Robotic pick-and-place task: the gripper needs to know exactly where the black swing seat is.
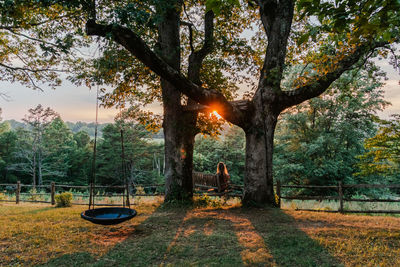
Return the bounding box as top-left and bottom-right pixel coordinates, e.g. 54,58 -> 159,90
81,207 -> 137,225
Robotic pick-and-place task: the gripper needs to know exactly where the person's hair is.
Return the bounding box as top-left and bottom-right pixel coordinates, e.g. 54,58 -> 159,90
216,162 -> 229,176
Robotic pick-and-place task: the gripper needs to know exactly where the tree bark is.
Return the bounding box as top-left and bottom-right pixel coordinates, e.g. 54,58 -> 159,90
158,0 -> 196,201
38,144 -> 43,186
162,85 -> 197,200
243,92 -> 278,205
180,111 -> 198,197
32,151 -> 36,188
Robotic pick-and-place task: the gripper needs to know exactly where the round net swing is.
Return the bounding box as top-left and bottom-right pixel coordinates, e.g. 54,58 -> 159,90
81,86 -> 137,225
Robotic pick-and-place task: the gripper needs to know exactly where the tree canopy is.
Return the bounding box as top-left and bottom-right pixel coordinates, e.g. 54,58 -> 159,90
0,1 -> 88,92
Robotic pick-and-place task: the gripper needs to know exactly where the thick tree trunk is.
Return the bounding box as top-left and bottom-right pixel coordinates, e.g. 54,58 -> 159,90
162,89 -> 197,201
163,96 -> 185,200
158,0 -> 196,201
180,112 -> 197,197
243,97 -> 278,206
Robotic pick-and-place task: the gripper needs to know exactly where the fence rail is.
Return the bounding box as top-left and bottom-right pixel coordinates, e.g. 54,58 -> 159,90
276,181 -> 400,214
3,181 -> 400,215
0,181 -> 167,206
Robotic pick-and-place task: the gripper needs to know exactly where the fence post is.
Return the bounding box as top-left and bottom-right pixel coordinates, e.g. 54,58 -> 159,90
51,182 -> 55,205
276,180 -> 281,208
338,181 -> 343,213
16,181 -> 21,204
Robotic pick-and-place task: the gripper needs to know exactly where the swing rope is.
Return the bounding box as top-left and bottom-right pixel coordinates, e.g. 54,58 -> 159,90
89,84 -> 99,210
88,48 -> 133,210
119,101 -> 131,208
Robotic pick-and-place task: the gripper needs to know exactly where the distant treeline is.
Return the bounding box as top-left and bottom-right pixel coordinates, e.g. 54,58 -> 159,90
0,105 -> 165,187
5,119 -> 164,139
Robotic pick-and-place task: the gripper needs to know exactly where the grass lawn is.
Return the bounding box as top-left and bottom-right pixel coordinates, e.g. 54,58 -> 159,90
1,197 -> 400,266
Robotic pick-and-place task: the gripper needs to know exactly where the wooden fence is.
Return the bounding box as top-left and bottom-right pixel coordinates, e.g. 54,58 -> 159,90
2,181 -> 400,214
0,182 -> 165,207
276,180 -> 400,214
193,171 -> 230,193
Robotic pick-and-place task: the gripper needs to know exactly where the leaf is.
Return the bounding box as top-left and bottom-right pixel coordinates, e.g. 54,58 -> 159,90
383,31 -> 392,41
297,33 -> 310,45
206,0 -> 222,15
206,0 -> 240,15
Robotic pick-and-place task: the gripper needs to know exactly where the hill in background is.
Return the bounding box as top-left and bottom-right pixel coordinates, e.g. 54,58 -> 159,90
5,119 -> 164,139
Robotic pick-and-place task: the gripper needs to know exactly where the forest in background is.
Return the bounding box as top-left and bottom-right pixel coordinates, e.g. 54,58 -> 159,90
1,68 -> 400,198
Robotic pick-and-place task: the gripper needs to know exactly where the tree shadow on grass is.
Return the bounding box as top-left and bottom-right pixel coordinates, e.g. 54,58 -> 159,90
42,205 -> 189,267
42,206 -> 248,266
160,210 -> 244,266
42,205 -> 343,267
243,207 -> 343,267
24,207 -> 54,215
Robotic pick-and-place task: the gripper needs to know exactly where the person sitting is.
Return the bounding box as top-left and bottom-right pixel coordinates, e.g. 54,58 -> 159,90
216,162 -> 230,192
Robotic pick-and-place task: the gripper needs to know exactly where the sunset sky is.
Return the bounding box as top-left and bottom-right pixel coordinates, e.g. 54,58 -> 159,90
0,59 -> 399,124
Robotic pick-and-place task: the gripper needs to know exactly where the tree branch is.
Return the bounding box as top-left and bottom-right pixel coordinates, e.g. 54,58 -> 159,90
257,0 -> 294,89
181,21 -> 195,53
0,92 -> 11,101
0,16 -> 64,30
0,62 -> 64,73
279,41 -> 391,109
5,28 -> 61,49
188,10 -> 214,83
85,19 -> 247,126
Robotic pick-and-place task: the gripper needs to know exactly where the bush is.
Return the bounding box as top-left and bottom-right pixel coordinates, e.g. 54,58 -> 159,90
0,192 -> 5,201
55,192 -> 73,207
26,188 -> 47,201
194,194 -> 223,208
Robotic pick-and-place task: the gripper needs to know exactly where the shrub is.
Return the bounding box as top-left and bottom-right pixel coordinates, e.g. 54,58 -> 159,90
194,194 -> 223,208
55,192 -> 73,207
28,188 -> 39,201
0,192 -> 5,201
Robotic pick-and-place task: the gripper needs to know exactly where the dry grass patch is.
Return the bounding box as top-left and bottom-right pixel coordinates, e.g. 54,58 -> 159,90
287,211 -> 400,266
0,197 -> 162,266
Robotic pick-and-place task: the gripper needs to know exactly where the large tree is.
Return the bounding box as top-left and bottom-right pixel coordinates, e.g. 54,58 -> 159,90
22,104 -> 58,186
20,0 -> 399,204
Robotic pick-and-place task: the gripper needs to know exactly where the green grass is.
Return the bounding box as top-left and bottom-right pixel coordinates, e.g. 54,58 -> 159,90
1,198 -> 400,266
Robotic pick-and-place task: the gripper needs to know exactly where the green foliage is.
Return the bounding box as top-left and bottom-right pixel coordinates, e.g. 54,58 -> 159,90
193,194 -> 225,208
275,66 -> 387,194
42,117 -> 75,182
206,0 -> 240,15
28,188 -> 40,201
96,120 -> 163,186
55,192 -> 73,207
297,0 -> 400,42
194,126 -> 245,184
0,107 -> 164,186
0,126 -> 18,183
65,122 -> 108,138
357,115 -> 400,183
0,0 -> 88,91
